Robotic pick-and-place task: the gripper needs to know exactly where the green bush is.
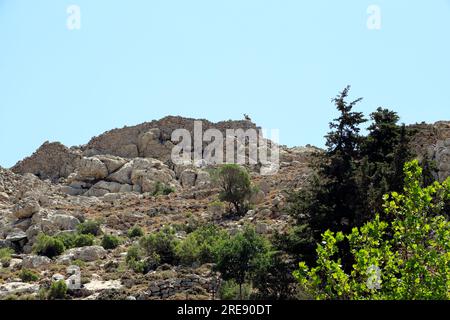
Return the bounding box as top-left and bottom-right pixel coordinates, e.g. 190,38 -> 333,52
33,234 -> 65,258
127,226 -> 144,238
47,280 -> 67,300
56,233 -> 94,249
73,234 -> 95,247
77,220 -> 102,236
0,248 -> 14,267
175,225 -> 228,266
126,245 -> 160,274
152,182 -> 175,196
101,235 -> 121,250
20,269 -> 39,282
139,226 -> 179,265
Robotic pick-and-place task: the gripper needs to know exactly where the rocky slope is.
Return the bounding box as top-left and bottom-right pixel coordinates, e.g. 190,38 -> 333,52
1,117 -> 449,300
1,116 -> 316,300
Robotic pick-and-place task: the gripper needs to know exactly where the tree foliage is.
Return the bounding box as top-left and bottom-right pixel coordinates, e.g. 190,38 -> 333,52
215,164 -> 254,216
294,160 -> 450,300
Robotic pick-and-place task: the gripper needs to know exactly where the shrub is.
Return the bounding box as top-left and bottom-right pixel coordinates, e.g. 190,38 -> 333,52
127,226 -> 144,238
47,280 -> 67,300
139,227 -> 179,265
20,269 -> 39,282
33,234 -> 65,258
126,245 -> 160,274
214,164 -> 254,216
56,233 -> 94,249
152,182 -> 175,196
77,220 -> 102,236
175,225 -> 228,266
0,248 -> 14,267
73,234 -> 95,247
101,235 -> 121,250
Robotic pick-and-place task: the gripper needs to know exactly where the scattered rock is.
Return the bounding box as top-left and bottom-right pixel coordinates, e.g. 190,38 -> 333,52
12,198 -> 40,219
22,255 -> 51,269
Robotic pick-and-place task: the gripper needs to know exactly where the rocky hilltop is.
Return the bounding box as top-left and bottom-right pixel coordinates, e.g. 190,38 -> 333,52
1,116 -> 315,300
1,117 -> 449,300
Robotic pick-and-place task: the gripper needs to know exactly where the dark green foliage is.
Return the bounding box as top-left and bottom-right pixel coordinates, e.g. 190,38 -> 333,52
20,269 -> 39,282
77,220 -> 102,236
251,252 -> 299,300
215,164 -> 254,216
101,235 -> 121,250
219,280 -> 252,300
127,226 -> 144,238
139,226 -> 179,265
56,233 -> 94,249
286,87 -> 414,270
214,225 -> 272,299
47,280 -> 67,300
33,234 -> 65,258
175,225 -> 228,266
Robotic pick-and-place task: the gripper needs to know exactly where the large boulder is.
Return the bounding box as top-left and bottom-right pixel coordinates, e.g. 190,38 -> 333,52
12,198 -> 40,219
76,157 -> 109,180
49,213 -> 80,231
108,162 -> 133,184
59,246 -> 107,263
180,169 -> 197,188
94,155 -> 128,174
84,181 -> 124,197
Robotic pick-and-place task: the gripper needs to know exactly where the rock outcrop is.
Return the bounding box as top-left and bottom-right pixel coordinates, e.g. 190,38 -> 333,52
410,121 -> 450,181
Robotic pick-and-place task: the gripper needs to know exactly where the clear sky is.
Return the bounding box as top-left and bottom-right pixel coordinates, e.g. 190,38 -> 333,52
1,0 -> 450,168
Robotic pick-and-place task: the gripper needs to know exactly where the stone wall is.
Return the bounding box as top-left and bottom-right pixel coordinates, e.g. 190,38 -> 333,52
148,274 -> 215,299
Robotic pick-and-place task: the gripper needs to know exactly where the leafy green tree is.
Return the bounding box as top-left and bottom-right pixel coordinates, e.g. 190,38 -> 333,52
214,225 -> 272,299
294,160 -> 450,300
251,251 -> 299,300
215,164 -> 254,216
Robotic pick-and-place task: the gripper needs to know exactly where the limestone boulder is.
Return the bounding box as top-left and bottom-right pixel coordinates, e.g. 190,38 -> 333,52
76,157 -> 109,180
12,198 -> 40,219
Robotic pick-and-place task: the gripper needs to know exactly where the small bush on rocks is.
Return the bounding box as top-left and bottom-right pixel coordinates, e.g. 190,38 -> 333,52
0,248 -> 14,267
47,280 -> 67,300
77,220 -> 102,236
33,234 -> 65,258
127,226 -> 144,238
101,234 -> 121,250
20,269 -> 39,282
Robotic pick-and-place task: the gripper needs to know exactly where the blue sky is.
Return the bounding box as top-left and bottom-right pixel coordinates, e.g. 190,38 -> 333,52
1,0 -> 450,168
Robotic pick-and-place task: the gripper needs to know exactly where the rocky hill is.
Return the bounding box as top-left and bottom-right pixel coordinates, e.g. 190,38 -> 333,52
1,116 -> 449,300
1,116 -> 316,300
